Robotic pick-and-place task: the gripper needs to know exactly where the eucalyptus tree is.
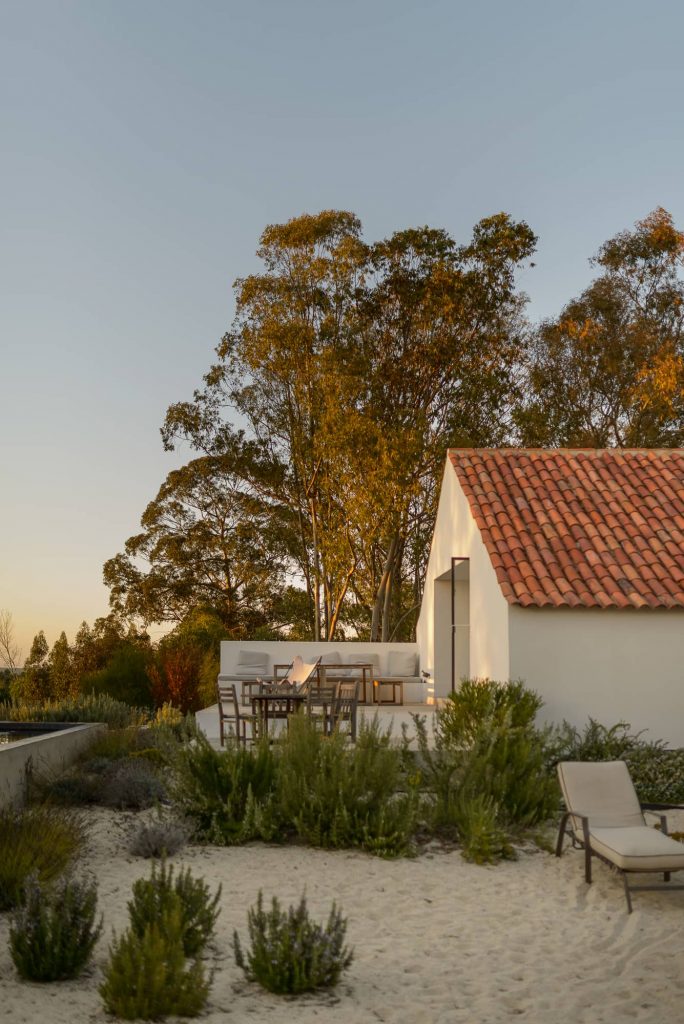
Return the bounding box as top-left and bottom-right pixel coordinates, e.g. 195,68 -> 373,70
519,208 -> 684,447
156,209 -> 536,641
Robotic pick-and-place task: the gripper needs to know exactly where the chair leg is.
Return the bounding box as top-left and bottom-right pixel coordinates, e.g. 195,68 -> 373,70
555,812 -> 570,857
664,871 -> 671,882
622,873 -> 633,913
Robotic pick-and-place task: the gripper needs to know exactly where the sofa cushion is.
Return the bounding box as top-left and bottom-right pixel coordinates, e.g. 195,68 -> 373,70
319,652 -> 349,676
235,650 -> 269,678
387,650 -> 418,678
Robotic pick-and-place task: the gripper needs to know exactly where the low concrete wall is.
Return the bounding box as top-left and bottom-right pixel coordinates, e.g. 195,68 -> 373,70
0,723 -> 105,808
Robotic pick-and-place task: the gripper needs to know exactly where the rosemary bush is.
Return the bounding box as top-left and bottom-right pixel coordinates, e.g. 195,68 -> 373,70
128,860 -> 221,957
0,806 -> 85,911
233,891 -> 353,994
10,875 -> 102,981
452,794 -> 515,865
277,715 -> 418,857
130,815 -> 190,859
100,908 -> 209,1020
102,759 -> 166,810
171,733 -> 280,844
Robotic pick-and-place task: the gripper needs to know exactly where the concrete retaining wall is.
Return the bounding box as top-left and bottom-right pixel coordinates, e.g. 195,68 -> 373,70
0,723 -> 105,807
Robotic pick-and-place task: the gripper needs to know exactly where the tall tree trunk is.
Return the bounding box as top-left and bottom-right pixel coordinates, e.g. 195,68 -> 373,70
370,534 -> 399,642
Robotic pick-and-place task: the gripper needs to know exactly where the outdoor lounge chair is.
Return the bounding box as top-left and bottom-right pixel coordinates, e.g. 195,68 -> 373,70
556,760 -> 684,912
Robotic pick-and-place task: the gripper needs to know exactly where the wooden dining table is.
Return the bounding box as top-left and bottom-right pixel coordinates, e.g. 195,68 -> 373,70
250,691 -> 307,735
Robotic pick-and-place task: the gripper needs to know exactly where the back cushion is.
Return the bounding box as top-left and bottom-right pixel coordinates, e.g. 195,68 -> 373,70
345,651 -> 380,668
387,650 -> 418,677
557,761 -> 644,828
236,650 -> 269,676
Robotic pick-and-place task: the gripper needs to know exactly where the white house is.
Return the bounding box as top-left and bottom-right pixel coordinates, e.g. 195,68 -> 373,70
416,448 -> 684,745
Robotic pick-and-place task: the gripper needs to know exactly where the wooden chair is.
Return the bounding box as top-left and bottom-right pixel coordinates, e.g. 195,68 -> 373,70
217,683 -> 258,746
306,683 -> 339,735
330,680 -> 359,742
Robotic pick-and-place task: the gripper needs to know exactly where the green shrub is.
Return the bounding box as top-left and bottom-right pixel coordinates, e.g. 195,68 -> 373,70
0,806 -> 85,911
100,907 -> 209,1020
128,860 -> 221,957
413,679 -> 558,839
546,718 -> 650,766
233,891 -> 353,994
102,759 -> 166,810
130,816 -> 190,859
277,715 -> 418,857
452,794 -> 515,865
41,770 -> 103,806
10,875 -> 102,980
460,722 -> 559,828
625,747 -> 684,804
440,678 -> 543,746
5,693 -> 146,729
172,733 -> 280,844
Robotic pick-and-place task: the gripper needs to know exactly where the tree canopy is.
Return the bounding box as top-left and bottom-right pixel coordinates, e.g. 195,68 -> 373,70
104,206 -> 684,644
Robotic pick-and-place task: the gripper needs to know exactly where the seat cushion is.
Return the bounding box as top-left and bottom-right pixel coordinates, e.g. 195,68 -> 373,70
387,650 -> 418,677
589,826 -> 684,872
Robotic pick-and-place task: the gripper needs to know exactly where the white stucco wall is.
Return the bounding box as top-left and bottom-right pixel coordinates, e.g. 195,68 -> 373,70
509,606 -> 684,746
416,458 -> 509,695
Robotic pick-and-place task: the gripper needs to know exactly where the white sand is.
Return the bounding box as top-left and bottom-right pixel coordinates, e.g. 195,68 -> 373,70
2,808 -> 684,1024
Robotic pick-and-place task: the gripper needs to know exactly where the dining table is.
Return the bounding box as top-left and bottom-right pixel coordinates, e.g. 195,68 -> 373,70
250,690 -> 307,736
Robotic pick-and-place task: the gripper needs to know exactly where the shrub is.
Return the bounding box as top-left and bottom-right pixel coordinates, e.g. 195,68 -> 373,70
42,770 -> 103,806
102,759 -> 166,810
546,718 -> 650,766
233,891 -> 353,994
277,715 -> 418,857
172,734 -> 280,844
440,678 -> 543,747
452,794 -> 515,865
9,875 -> 102,981
128,860 -> 221,957
100,907 -> 209,1020
130,816 -> 190,859
5,693 -> 146,729
0,806 -> 85,911
413,679 -> 558,839
627,747 -> 684,804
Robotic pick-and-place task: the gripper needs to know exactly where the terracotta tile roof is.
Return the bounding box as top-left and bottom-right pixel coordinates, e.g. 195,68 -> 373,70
448,449 -> 684,609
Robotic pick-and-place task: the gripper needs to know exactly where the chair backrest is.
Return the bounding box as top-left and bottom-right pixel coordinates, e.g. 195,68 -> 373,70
286,655 -> 322,687
307,683 -> 339,708
334,681 -> 359,716
217,683 -> 240,719
557,761 -> 645,828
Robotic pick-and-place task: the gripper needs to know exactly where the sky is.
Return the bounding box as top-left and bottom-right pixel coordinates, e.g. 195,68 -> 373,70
2,0 -> 684,661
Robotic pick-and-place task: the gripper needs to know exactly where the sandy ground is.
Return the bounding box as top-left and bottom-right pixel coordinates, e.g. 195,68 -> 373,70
2,808 -> 684,1024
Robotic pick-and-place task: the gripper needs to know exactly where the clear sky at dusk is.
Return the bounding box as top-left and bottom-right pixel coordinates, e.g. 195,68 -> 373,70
2,0 -> 684,660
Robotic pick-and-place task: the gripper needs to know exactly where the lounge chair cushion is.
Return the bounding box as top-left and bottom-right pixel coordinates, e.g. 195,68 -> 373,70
589,827 -> 684,873
557,761 -> 645,829
387,650 -> 418,677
